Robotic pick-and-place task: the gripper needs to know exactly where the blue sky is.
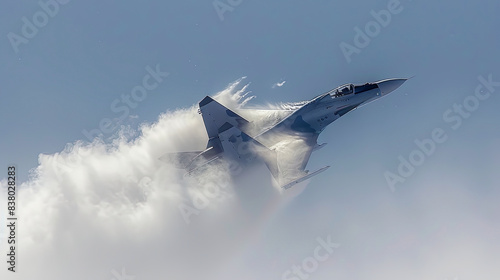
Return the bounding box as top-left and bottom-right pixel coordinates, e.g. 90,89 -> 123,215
1,0 -> 500,279
1,0 -> 499,182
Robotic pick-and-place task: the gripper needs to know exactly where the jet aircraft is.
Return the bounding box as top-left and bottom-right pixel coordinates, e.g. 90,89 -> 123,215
166,78 -> 408,189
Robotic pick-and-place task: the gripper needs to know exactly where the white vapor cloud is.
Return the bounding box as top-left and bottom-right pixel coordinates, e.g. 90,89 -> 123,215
0,79 -> 295,280
1,78 -> 499,280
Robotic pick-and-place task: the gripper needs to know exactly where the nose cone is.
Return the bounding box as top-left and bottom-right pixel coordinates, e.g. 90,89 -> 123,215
376,78 -> 408,96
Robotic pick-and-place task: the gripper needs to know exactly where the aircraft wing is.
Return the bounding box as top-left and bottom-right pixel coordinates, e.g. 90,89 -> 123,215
264,134 -> 330,189
210,121 -> 329,190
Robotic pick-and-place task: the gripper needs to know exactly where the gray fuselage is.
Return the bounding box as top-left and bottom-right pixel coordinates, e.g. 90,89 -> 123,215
260,83 -> 381,138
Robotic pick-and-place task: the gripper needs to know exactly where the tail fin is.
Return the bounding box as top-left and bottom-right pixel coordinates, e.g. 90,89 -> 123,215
199,96 -> 249,139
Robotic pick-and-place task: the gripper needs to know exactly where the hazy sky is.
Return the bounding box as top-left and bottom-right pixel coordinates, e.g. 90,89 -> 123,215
1,0 -> 499,279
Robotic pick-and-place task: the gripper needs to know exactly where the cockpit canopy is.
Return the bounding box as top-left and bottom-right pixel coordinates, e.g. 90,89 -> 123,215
330,84 -> 354,97
328,82 -> 379,98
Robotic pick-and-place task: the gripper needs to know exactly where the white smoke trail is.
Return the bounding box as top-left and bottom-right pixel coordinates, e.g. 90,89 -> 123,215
2,78 -> 499,280
0,78 -> 299,280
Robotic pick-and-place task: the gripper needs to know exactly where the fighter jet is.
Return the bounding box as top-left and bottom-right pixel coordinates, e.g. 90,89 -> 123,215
166,78 -> 408,189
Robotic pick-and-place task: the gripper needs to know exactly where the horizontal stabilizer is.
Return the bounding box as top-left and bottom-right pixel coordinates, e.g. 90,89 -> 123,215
160,146 -> 221,169
159,151 -> 202,169
281,166 -> 330,190
185,156 -> 221,175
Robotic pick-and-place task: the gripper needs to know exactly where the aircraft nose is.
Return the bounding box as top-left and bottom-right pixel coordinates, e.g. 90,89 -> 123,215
376,78 -> 408,96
